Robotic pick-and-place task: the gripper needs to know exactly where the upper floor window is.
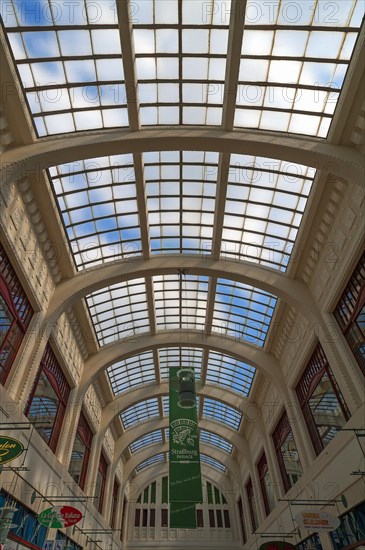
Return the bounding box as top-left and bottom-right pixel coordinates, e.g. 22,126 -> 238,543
0,244 -> 33,385
257,452 -> 276,516
334,252 -> 365,376
69,410 -> 93,490
272,410 -> 303,493
245,479 -> 258,533
110,478 -> 120,529
237,496 -> 247,544
296,343 -> 350,456
25,345 -> 70,452
95,450 -> 108,514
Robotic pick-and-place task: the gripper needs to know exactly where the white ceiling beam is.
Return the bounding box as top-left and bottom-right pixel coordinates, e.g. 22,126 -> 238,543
2,128 -> 363,186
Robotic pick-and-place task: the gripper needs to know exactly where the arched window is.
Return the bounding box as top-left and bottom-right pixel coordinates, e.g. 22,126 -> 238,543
0,244 -> 33,385
334,251 -> 365,376
131,475 -> 234,543
272,409 -> 303,492
296,343 -> 350,456
257,452 -> 276,516
25,345 -> 70,452
69,410 -> 93,490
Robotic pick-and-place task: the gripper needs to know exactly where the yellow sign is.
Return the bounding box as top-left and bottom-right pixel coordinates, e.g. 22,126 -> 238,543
0,436 -> 24,464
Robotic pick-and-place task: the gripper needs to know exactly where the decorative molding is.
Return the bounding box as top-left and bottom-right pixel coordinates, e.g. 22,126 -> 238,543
16,177 -> 62,283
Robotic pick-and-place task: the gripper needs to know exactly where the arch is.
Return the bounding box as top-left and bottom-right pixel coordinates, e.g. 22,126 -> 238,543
126,463 -> 230,497
113,416 -> 249,461
101,381 -> 259,435
48,256 -> 318,324
124,441 -> 240,481
84,333 -> 282,409
1,128 -> 363,186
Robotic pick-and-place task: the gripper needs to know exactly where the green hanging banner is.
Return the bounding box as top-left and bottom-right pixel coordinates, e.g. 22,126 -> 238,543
169,367 -> 202,528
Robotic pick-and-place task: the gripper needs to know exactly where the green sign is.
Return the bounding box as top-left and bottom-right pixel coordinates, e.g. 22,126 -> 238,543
0,436 -> 24,464
38,506 -> 83,529
169,367 -> 202,528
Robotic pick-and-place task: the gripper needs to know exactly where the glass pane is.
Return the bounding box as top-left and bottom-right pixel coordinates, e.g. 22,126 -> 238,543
69,433 -> 87,486
27,371 -> 60,446
0,295 -> 13,347
308,372 -> 348,448
263,470 -> 276,513
280,430 -> 303,489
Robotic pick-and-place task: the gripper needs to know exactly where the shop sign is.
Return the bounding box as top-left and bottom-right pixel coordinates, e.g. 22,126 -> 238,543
0,437 -> 24,465
259,542 -> 296,550
294,510 -> 340,532
38,506 -> 82,529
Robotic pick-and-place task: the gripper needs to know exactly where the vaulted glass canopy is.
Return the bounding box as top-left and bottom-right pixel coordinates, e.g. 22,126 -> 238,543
1,0 -> 363,483
1,0 -> 363,136
107,346 -> 256,396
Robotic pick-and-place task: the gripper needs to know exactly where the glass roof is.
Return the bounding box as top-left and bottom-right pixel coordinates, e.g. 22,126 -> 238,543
1,0 -> 363,136
48,151 -> 315,271
200,430 -> 233,454
119,395 -> 242,432
135,452 -> 165,472
129,430 -> 164,454
86,275 -> 276,347
120,398 -> 161,430
206,351 -> 255,396
202,397 -> 242,430
200,453 -> 227,473
2,0 -> 363,479
106,346 -> 256,397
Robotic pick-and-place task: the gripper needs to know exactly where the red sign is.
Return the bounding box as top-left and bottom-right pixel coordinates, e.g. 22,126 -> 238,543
38,505 -> 83,528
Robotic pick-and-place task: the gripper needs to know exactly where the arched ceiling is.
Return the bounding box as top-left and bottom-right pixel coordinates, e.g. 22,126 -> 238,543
0,0 -> 364,484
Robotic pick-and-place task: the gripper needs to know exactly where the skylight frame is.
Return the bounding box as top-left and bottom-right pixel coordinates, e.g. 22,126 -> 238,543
200,430 -> 233,454
132,0 -> 231,126
234,1 -> 364,137
153,273 -> 209,331
129,430 -> 164,454
202,397 -> 242,430
135,452 -> 165,472
206,350 -> 256,396
213,279 -> 277,347
86,279 -> 150,346
48,155 -> 142,271
158,347 -> 203,380
200,453 -> 227,473
145,151 -> 219,255
1,0 -> 129,136
221,155 -> 315,270
120,398 -> 161,430
107,351 -> 156,395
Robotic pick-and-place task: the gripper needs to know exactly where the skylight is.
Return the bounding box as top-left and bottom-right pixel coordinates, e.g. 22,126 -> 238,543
1,0 -> 363,137
2,0 -> 128,136
153,274 -> 209,331
158,347 -> 203,380
200,453 -> 227,473
133,0 -> 231,126
206,351 -> 256,396
235,0 -> 364,137
213,279 -> 277,347
48,154 -> 142,270
120,398 -> 160,430
202,397 -> 242,430
200,430 -> 233,454
145,151 -> 218,255
136,453 -> 165,472
129,430 -> 164,454
107,351 -> 155,395
86,279 -> 149,346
